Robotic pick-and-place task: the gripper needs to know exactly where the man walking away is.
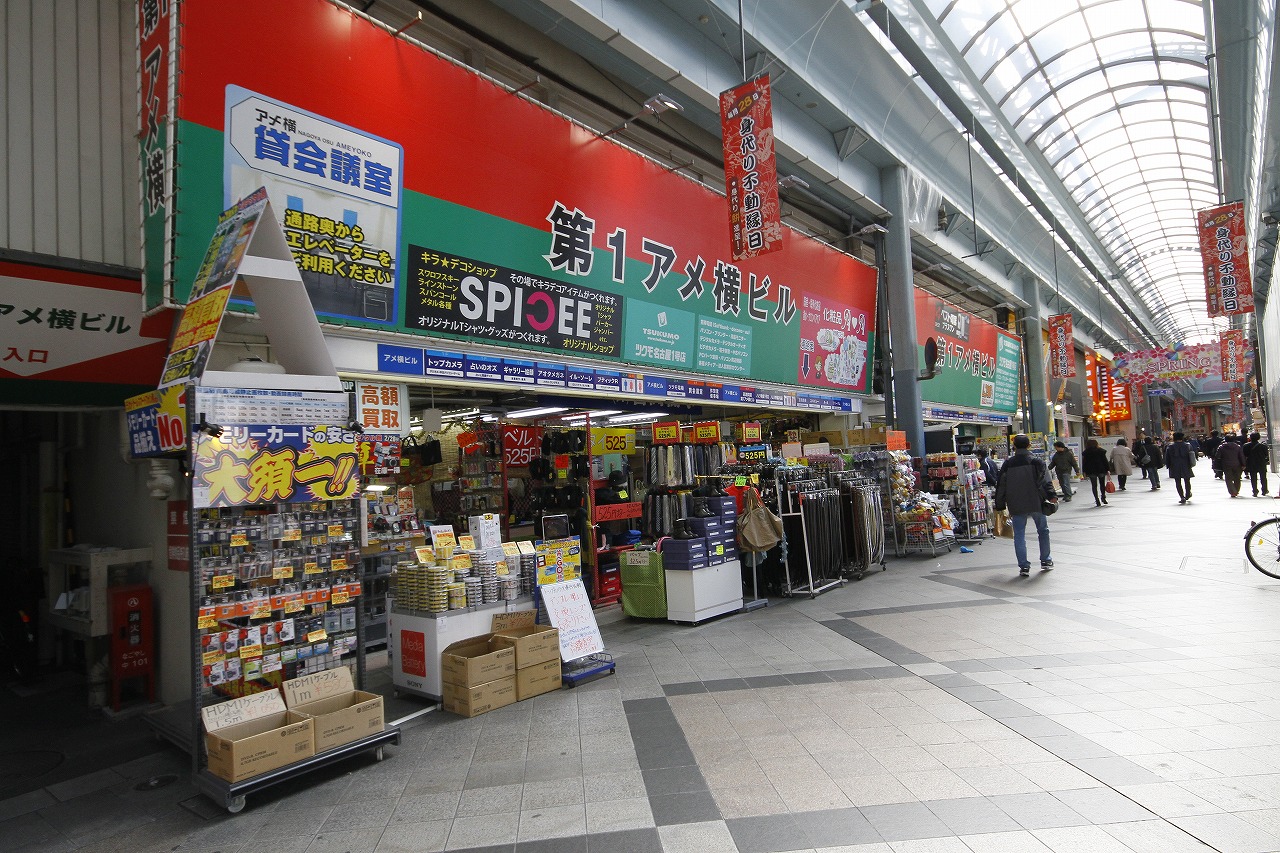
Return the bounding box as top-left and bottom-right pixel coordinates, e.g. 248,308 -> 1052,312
1082,439 -> 1111,506
994,433 -> 1056,577
1165,432 -> 1196,504
1244,432 -> 1270,497
1216,436 -> 1246,497
1142,437 -> 1163,491
1205,430 -> 1224,478
1049,441 -> 1079,502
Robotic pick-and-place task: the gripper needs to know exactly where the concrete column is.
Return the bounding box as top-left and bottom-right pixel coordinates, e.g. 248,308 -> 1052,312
1019,275 -> 1049,434
880,165 -> 925,457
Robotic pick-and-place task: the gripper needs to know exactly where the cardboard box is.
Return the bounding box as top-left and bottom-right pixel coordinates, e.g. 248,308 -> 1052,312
283,667 -> 384,753
660,538 -> 706,555
441,635 -> 516,688
442,675 -> 516,717
201,690 -> 315,783
517,658 -> 562,700
663,555 -> 708,570
490,612 -> 560,669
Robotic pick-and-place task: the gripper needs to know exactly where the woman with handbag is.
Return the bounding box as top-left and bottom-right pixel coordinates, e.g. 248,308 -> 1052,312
1108,438 -> 1136,491
1082,439 -> 1111,507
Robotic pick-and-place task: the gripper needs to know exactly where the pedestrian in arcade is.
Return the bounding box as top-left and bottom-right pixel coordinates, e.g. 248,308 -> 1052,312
1082,438 -> 1111,506
1108,438 -> 1136,491
994,433 -> 1056,577
1142,436 -> 1163,491
1244,432 -> 1270,497
1215,435 -> 1246,498
976,448 -> 1000,488
1205,430 -> 1224,478
1049,441 -> 1079,502
1165,431 -> 1196,504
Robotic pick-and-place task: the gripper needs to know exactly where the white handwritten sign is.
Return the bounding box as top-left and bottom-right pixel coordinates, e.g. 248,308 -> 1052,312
539,579 -> 604,661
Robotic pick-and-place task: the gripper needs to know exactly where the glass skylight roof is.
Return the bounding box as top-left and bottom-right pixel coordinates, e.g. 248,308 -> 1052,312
917,0 -> 1223,344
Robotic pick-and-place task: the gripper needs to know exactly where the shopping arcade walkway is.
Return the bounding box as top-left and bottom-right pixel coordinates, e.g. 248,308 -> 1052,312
4,474 -> 1280,852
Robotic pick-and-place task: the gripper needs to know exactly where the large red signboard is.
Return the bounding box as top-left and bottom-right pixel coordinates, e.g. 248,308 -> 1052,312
1197,201 -> 1254,317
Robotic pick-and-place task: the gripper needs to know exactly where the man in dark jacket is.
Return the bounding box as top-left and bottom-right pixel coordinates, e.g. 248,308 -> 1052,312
1142,437 -> 1163,491
1244,432 -> 1270,497
975,448 -> 1000,487
995,434 -> 1056,577
1165,432 -> 1196,504
1205,430 -> 1224,478
1216,436 -> 1246,497
1049,441 -> 1079,501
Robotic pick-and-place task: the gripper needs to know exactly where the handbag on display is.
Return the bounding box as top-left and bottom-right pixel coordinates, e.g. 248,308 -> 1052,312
736,488 -> 784,552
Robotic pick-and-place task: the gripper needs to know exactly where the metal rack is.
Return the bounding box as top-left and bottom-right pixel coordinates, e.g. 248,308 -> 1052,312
775,467 -> 845,598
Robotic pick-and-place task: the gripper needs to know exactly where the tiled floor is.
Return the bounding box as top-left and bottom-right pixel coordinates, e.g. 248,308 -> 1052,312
6,474 -> 1280,851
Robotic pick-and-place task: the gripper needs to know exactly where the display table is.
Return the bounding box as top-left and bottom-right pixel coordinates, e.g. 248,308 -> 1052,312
387,596 -> 535,700
665,559 -> 743,624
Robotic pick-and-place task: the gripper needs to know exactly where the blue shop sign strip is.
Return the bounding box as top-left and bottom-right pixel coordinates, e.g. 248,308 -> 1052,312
367,345 -> 853,411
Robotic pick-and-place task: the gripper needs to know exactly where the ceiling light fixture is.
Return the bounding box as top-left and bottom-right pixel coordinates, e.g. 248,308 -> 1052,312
507,406 -> 570,418
608,411 -> 668,424
601,93 -> 684,137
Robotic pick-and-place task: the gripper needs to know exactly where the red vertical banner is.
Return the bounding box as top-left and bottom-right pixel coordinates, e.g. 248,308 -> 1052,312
1231,388 -> 1245,423
1047,314 -> 1075,378
1174,396 -> 1186,426
720,75 -> 782,260
1197,201 -> 1254,316
1220,329 -> 1246,382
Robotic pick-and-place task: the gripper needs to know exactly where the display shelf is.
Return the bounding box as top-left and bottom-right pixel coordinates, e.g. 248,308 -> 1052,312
192,728 -> 401,813
664,559 -> 744,623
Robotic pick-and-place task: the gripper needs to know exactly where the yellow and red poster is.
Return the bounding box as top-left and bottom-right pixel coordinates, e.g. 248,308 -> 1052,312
1220,329 -> 1246,382
1197,201 -> 1254,317
720,75 -> 782,261
1047,314 -> 1075,378
191,424 -> 360,508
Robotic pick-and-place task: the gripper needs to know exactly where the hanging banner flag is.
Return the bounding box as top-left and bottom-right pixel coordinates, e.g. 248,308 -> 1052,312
720,75 -> 783,260
1174,396 -> 1186,426
1047,314 -> 1075,378
1231,388 -> 1245,422
1197,200 -> 1255,316
1220,329 -> 1246,382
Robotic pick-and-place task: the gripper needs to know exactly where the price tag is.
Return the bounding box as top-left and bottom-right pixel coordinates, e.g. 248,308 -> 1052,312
230,532 -> 248,548
517,540 -> 536,555
458,535 -> 476,550
239,644 -> 263,659
332,589 -> 350,605
694,421 -> 720,442
201,649 -> 224,665
735,476 -> 747,487
452,554 -> 473,571
751,473 -> 760,484
327,524 -> 346,538
501,542 -> 521,558
273,564 -> 294,580
282,528 -> 301,542
715,543 -> 725,555
652,421 -> 681,444
303,562 -> 321,575
250,602 -> 271,620
307,629 -> 327,643
197,612 -> 217,630
415,545 -> 435,563
331,558 -> 348,572
284,598 -> 305,614
740,422 -> 762,442
211,574 -> 236,590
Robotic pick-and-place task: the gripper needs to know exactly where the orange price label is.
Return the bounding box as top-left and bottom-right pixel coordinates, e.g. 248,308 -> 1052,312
303,562 -> 320,575
273,564 -> 294,580
740,422 -> 762,442
331,589 -> 350,605
250,603 -> 271,620
201,650 -> 224,665
327,524 -> 346,538
458,535 -> 476,550
282,528 -> 301,542
239,644 -> 263,659
211,574 -> 236,590
694,421 -> 720,442
284,598 -> 305,614
307,629 -> 327,643
230,533 -> 248,548
652,421 -> 681,444
197,613 -> 217,630
331,558 -> 348,572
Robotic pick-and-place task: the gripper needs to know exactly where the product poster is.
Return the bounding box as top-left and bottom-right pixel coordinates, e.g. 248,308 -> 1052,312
798,291 -> 870,390
1089,356 -> 1131,421
914,289 -> 1020,413
160,0 -> 877,398
1197,200 -> 1254,317
224,86 -> 403,325
535,537 -> 582,585
191,424 -> 360,508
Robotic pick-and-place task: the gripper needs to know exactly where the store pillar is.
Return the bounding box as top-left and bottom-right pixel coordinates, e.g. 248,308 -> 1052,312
880,165 -> 925,457
1019,275 -> 1050,434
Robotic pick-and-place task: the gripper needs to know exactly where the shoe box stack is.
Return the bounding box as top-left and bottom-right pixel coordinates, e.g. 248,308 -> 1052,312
663,495 -> 739,569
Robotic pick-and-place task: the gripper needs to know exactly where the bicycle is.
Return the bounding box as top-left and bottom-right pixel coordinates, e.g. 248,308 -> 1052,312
1245,516 -> 1280,578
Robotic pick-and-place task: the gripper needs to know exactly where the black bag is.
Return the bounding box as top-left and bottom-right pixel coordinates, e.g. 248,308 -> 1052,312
1041,499 -> 1058,516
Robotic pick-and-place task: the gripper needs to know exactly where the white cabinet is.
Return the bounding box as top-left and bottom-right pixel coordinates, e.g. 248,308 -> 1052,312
665,560 -> 743,624
387,597 -> 535,700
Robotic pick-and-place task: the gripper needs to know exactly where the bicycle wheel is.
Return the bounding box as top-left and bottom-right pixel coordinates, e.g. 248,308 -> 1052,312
1245,517 -> 1280,578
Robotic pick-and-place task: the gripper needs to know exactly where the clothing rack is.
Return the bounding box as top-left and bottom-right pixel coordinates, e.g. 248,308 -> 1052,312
826,470 -> 887,579
776,468 -> 845,598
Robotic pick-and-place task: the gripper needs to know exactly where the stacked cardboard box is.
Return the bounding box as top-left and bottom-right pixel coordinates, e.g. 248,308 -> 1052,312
491,612 -> 561,701
201,690 -> 314,783
440,636 -> 517,717
283,667 -> 385,752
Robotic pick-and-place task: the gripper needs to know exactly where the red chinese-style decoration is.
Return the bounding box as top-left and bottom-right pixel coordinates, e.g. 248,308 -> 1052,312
1174,396 -> 1186,426
1197,201 -> 1254,317
1220,329 -> 1246,382
720,75 -> 782,260
1047,314 -> 1075,378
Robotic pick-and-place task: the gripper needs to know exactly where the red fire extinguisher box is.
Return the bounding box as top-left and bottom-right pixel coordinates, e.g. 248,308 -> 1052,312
109,584 -> 155,710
